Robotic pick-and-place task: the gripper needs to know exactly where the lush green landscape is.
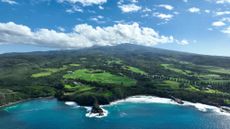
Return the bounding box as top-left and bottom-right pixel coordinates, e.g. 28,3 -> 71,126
0,44 -> 230,107
63,69 -> 136,87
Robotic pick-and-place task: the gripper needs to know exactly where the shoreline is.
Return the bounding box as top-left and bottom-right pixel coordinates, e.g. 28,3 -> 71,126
0,96 -> 54,109
103,95 -> 230,116
64,95 -> 230,118
2,95 -> 229,117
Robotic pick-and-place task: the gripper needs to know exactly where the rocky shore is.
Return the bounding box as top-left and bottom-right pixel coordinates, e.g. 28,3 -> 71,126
90,102 -> 104,116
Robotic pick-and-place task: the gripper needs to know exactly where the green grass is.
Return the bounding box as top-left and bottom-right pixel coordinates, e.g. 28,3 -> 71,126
69,64 -> 81,67
208,67 -> 230,75
199,65 -> 230,75
161,64 -> 192,75
124,66 -> 147,75
63,69 -> 136,86
201,80 -> 230,84
107,59 -> 122,65
64,84 -> 94,92
204,89 -> 218,94
203,89 -> 228,95
64,84 -> 95,96
31,67 -> 67,78
224,99 -> 230,105
64,84 -> 113,98
198,74 -> 221,80
159,80 -> 180,89
186,86 -> 200,92
31,72 -> 52,78
102,91 -> 113,97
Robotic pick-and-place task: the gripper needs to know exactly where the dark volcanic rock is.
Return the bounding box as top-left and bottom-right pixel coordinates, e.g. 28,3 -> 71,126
91,102 -> 104,116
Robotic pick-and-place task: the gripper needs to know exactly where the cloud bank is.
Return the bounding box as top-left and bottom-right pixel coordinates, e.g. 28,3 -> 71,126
216,0 -> 230,4
188,7 -> 200,13
0,22 -> 176,48
58,0 -> 107,6
118,4 -> 142,13
1,0 -> 17,5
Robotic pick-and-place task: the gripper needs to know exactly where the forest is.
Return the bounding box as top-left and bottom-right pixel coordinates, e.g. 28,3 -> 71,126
0,44 -> 230,107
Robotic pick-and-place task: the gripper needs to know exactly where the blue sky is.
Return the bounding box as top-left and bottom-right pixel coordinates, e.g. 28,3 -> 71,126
0,0 -> 230,56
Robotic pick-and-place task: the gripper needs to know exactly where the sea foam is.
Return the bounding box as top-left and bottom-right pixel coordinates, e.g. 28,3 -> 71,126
65,96 -> 230,118
85,107 -> 108,118
65,101 -> 79,108
106,95 -> 230,116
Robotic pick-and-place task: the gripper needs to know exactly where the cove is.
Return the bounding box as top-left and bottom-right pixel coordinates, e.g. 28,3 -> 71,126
0,97 -> 229,129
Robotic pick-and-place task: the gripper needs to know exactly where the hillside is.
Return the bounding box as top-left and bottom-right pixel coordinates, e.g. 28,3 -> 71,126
0,44 -> 230,106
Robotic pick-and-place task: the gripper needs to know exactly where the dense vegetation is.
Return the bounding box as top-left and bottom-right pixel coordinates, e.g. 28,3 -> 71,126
0,44 -> 230,107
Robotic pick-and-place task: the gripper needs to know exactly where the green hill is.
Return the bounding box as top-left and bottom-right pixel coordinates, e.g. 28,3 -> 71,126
0,44 -> 230,106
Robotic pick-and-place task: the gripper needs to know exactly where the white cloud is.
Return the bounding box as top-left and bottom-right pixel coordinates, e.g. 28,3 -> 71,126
89,15 -> 105,23
57,26 -> 66,32
65,5 -> 83,13
130,0 -> 138,3
98,5 -> 104,9
221,17 -> 230,22
154,13 -> 174,21
118,0 -> 138,4
215,11 -> 230,16
212,21 -> 226,27
216,0 -> 230,4
183,0 -> 188,2
204,10 -> 210,13
176,39 -> 189,45
222,26 -> 230,34
118,4 -> 142,13
205,0 -> 230,4
1,0 -> 17,4
158,4 -> 174,10
0,22 -> 176,48
58,0 -> 107,6
188,7 -> 200,13
142,8 -> 151,12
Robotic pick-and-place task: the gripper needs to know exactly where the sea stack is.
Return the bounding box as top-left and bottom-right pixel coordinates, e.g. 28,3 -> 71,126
171,96 -> 184,104
220,106 -> 230,113
91,101 -> 104,116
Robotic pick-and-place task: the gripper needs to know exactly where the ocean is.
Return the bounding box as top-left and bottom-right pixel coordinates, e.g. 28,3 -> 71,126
0,96 -> 229,129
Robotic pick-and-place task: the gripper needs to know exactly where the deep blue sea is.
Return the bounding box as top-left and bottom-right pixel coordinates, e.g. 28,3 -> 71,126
0,98 -> 229,129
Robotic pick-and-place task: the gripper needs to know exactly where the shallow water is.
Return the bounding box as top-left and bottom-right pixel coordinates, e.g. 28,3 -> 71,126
0,98 -> 229,129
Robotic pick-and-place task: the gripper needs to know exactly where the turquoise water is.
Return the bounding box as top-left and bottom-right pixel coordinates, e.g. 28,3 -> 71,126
0,98 -> 229,129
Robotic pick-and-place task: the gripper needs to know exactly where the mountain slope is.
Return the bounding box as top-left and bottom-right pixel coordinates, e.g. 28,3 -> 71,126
0,44 -> 230,106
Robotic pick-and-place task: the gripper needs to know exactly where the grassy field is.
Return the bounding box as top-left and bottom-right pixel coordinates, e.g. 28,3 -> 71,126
203,66 -> 230,75
69,64 -> 81,67
159,80 -> 180,89
161,64 -> 192,75
63,69 -> 136,86
107,59 -> 122,65
124,66 -> 147,75
64,84 -> 95,93
203,88 -> 228,95
198,74 -> 221,80
186,86 -> 200,92
31,67 -> 67,78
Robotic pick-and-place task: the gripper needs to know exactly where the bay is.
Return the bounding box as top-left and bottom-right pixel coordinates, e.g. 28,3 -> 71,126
0,98 -> 229,129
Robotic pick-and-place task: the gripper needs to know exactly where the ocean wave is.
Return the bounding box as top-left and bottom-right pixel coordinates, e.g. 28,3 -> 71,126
84,107 -> 108,118
107,96 -> 177,106
65,96 -> 229,118
65,101 -> 79,108
105,95 -> 230,116
183,101 -> 230,116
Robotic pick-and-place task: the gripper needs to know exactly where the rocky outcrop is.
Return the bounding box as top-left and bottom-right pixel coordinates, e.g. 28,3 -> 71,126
171,96 -> 184,104
90,102 -> 104,116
